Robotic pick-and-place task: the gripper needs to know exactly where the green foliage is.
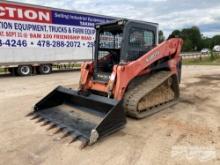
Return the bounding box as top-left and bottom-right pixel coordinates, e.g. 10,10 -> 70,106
201,37 -> 212,49
201,35 -> 220,49
159,30 -> 165,43
182,39 -> 193,52
169,27 -> 219,52
0,68 -> 5,73
210,51 -> 214,60
182,26 -> 202,50
170,30 -> 181,37
183,52 -> 220,65
212,35 -> 220,46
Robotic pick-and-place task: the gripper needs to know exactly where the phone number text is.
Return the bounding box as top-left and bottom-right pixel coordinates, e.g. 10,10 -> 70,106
0,39 -> 94,48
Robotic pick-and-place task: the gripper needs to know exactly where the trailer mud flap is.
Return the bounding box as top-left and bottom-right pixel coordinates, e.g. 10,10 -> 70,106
28,86 -> 126,147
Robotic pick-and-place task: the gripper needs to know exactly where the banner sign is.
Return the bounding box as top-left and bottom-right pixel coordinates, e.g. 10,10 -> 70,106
0,2 -> 114,48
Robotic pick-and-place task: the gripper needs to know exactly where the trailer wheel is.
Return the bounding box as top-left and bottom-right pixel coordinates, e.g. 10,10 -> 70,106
17,65 -> 32,76
38,64 -> 52,74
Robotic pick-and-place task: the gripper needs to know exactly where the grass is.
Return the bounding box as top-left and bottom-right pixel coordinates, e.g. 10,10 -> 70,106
0,68 -> 5,73
73,63 -> 81,68
183,53 -> 220,65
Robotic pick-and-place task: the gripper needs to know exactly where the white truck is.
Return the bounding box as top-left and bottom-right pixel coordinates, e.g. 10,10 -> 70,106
213,45 -> 220,52
0,1 -> 115,76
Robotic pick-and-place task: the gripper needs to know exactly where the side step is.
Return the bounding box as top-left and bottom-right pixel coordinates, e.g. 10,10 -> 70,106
27,86 -> 126,148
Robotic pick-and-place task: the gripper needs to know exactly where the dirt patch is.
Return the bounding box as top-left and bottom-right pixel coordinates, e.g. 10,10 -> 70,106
179,93 -> 210,106
1,66 -> 220,165
183,74 -> 220,88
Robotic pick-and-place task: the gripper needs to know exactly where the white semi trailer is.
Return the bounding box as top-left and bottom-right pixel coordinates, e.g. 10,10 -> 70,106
0,1 -> 115,76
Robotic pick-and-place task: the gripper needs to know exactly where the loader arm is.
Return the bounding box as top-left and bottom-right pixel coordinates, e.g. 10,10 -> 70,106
113,38 -> 183,100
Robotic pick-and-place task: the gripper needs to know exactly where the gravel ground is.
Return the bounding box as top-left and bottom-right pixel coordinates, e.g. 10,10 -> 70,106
0,66 -> 220,165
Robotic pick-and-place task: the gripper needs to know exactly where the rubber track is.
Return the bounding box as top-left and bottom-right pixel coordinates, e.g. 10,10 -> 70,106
123,71 -> 177,119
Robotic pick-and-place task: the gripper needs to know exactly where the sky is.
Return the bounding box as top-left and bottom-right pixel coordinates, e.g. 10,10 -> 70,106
11,0 -> 220,38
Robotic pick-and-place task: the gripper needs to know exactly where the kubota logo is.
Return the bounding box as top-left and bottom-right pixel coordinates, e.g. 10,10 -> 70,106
0,3 -> 52,23
146,51 -> 160,63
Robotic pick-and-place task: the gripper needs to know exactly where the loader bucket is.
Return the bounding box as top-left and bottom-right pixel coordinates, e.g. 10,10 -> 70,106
30,86 -> 126,147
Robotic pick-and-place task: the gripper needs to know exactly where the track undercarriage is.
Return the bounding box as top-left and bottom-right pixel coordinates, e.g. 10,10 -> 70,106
124,71 -> 179,118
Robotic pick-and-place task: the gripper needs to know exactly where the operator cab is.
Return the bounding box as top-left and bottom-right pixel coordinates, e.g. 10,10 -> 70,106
94,19 -> 158,82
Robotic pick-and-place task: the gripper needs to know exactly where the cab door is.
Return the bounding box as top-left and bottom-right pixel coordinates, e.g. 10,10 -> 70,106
121,21 -> 158,62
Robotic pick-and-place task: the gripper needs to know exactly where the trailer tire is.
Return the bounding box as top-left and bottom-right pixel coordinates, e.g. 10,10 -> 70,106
38,64 -> 52,74
17,65 -> 32,76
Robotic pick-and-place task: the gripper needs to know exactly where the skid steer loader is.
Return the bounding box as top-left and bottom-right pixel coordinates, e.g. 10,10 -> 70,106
28,19 -> 183,148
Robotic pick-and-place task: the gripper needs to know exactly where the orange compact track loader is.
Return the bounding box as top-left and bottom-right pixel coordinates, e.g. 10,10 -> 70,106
28,19 -> 183,147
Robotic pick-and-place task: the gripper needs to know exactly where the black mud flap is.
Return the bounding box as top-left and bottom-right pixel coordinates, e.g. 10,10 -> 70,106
29,86 -> 126,147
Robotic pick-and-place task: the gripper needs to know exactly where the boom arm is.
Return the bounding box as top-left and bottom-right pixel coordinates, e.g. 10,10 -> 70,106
113,38 -> 183,100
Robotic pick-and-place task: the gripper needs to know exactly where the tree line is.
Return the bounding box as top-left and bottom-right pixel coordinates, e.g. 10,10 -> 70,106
159,27 -> 220,52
